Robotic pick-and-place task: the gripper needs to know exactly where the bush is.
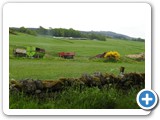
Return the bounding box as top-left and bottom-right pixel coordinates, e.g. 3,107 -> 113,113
19,27 -> 37,36
104,51 -> 120,61
9,28 -> 18,35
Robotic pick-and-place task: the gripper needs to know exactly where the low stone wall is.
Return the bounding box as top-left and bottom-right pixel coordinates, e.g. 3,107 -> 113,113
9,72 -> 145,95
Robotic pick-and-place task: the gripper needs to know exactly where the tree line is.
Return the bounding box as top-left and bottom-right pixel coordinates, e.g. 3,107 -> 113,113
10,26 -> 106,41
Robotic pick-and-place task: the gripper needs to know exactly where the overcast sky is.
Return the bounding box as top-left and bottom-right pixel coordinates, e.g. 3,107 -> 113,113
5,3 -> 151,38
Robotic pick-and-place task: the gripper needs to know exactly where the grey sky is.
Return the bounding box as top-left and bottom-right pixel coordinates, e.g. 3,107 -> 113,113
5,3 -> 150,38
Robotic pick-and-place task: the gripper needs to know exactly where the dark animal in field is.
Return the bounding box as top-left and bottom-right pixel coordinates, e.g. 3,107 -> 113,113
89,52 -> 107,59
34,47 -> 45,58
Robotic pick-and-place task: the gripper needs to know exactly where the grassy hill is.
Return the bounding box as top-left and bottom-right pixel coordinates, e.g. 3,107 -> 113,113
9,32 -> 145,109
9,33 -> 144,80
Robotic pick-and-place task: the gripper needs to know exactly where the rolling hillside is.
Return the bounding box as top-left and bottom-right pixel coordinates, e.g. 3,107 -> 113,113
9,32 -> 145,80
9,32 -> 145,109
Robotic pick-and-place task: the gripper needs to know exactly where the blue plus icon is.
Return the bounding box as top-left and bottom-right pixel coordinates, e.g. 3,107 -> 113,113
137,89 -> 158,110
142,93 -> 153,105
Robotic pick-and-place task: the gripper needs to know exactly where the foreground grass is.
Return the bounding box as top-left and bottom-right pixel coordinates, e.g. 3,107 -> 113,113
10,87 -> 140,109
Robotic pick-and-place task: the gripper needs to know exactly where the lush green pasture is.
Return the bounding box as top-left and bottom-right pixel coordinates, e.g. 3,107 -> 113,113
10,59 -> 144,80
9,33 -> 145,80
9,33 -> 144,57
9,33 -> 144,109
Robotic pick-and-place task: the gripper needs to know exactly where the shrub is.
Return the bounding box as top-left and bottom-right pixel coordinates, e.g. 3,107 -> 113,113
9,28 -> 18,35
104,51 -> 120,61
19,27 -> 37,36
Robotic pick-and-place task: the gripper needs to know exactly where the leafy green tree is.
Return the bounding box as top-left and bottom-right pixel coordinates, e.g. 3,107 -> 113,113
37,26 -> 48,35
19,27 -> 37,36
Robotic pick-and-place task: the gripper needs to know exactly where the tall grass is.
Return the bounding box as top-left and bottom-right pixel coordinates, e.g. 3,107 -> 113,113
10,86 -> 140,109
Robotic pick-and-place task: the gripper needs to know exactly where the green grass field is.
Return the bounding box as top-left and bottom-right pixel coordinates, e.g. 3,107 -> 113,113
9,33 -> 145,109
9,33 -> 145,80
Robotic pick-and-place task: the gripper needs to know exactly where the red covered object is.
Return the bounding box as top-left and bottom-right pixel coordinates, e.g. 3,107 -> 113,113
58,52 -> 75,59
